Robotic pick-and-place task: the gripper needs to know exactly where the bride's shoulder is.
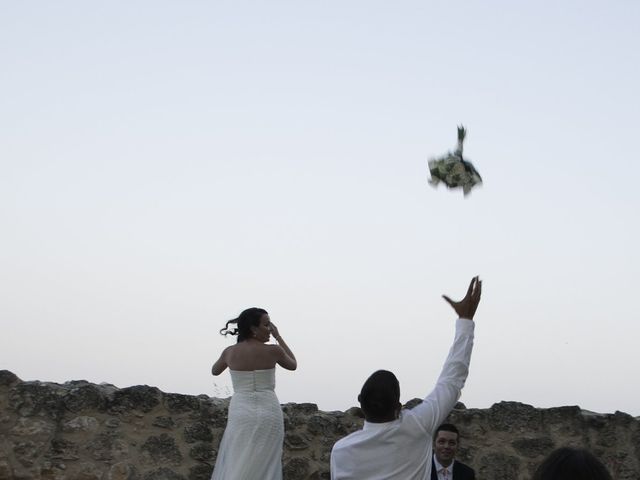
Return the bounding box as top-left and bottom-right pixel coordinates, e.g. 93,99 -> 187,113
263,343 -> 284,355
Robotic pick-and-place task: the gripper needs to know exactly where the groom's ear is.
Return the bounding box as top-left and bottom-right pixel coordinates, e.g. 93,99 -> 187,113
357,394 -> 362,404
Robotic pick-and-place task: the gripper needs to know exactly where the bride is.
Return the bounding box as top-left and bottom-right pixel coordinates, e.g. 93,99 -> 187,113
210,307 -> 297,480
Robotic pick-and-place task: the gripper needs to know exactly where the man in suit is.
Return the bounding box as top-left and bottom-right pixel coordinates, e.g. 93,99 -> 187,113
330,277 -> 482,480
431,423 -> 476,480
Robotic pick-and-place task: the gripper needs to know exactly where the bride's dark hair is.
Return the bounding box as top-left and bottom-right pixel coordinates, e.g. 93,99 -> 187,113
220,307 -> 268,343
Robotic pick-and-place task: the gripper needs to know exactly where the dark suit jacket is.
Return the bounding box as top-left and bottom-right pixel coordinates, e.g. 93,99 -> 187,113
431,459 -> 476,480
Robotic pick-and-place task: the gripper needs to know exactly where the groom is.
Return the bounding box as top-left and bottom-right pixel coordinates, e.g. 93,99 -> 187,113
330,277 -> 481,480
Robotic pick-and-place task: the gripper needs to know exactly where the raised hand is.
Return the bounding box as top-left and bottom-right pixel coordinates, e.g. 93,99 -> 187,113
269,322 -> 281,340
442,276 -> 482,320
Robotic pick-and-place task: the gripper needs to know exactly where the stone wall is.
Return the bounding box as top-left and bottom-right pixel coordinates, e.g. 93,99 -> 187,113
1,370 -> 638,479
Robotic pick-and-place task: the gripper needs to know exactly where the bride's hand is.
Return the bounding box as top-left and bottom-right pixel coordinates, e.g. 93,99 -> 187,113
269,323 -> 281,339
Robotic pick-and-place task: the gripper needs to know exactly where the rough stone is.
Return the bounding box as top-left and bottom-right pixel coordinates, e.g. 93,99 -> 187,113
11,418 -> 54,436
0,460 -> 13,480
188,443 -> 214,462
74,462 -> 104,480
87,433 -> 129,461
165,394 -> 200,414
9,383 -> 65,419
199,401 -> 229,428
64,385 -> 107,413
105,418 -> 120,428
142,467 -> 186,480
477,452 -> 521,480
40,460 -> 67,480
306,414 -> 337,436
0,370 -> 20,388
284,457 -> 310,479
543,406 -> 584,437
511,437 -> 556,458
183,422 -> 212,443
110,386 -> 161,413
141,434 -> 182,465
153,416 -> 175,429
62,416 -> 99,433
344,406 -> 364,418
283,402 -> 318,417
105,462 -> 139,480
48,438 -> 79,461
489,401 -> 542,432
188,464 -> 212,480
0,370 -> 638,480
285,432 -> 311,451
13,441 -> 43,468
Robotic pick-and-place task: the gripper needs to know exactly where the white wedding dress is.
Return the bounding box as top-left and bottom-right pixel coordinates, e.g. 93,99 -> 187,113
211,368 -> 284,480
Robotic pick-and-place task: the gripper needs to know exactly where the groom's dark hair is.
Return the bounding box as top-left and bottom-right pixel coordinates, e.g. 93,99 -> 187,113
358,370 -> 401,422
434,423 -> 460,440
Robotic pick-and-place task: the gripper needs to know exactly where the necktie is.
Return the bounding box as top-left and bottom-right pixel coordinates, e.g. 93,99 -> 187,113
442,467 -> 449,479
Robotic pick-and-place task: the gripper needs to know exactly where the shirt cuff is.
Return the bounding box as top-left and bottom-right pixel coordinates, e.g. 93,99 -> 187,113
456,317 -> 475,331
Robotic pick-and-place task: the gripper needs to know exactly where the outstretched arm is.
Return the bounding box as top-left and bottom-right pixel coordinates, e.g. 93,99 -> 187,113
270,323 -> 297,371
410,277 -> 482,431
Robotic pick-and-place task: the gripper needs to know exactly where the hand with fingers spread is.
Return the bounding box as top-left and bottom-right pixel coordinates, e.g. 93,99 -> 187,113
443,276 -> 482,320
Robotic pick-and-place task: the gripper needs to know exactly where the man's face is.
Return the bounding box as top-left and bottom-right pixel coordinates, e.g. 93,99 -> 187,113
434,430 -> 459,466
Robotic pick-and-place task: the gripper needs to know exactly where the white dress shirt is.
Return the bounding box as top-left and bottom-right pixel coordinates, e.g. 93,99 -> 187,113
433,455 -> 456,480
330,318 -> 475,480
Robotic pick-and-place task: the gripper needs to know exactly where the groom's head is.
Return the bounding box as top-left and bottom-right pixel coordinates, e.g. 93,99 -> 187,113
358,370 -> 401,422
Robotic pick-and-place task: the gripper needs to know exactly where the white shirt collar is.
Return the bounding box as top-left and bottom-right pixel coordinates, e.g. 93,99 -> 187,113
362,418 -> 401,430
433,454 -> 456,472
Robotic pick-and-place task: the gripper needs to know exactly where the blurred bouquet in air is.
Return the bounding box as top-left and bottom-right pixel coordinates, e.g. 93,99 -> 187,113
428,126 -> 482,196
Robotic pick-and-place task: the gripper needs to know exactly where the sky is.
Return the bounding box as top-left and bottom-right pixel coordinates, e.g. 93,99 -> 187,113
1,1 -> 639,417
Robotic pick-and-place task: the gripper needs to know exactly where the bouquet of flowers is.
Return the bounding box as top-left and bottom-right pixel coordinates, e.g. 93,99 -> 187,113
428,126 -> 482,196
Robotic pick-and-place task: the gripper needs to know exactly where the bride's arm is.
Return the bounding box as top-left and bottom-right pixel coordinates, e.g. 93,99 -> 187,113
270,323 -> 297,371
211,347 -> 230,376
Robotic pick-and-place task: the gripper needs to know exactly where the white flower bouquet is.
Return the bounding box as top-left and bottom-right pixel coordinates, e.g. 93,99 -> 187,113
428,126 -> 482,196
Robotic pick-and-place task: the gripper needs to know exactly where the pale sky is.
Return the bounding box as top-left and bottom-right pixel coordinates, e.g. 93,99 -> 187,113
2,1 -> 639,417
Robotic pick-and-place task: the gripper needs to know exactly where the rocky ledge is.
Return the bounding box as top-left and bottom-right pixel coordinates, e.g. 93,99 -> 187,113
0,370 -> 638,479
